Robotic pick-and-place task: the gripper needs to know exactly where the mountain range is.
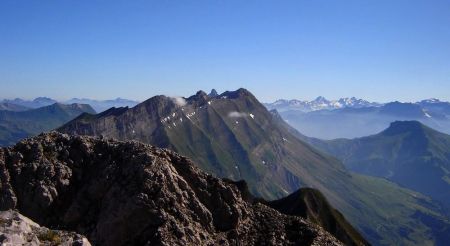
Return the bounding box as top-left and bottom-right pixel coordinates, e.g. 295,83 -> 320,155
276,100 -> 450,139
1,97 -> 59,109
58,88 -> 450,245
0,103 -> 95,146
1,97 -> 139,113
265,97 -> 382,112
298,120 -> 450,209
64,98 -> 139,113
0,102 -> 30,112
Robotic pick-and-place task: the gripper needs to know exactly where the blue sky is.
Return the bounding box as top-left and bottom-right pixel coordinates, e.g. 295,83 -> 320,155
1,0 -> 449,102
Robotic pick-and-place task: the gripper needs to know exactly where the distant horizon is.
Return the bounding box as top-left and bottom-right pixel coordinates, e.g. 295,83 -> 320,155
1,89 -> 448,105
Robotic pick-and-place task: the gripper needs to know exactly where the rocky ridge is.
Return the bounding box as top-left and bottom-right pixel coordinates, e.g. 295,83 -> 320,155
0,132 -> 341,245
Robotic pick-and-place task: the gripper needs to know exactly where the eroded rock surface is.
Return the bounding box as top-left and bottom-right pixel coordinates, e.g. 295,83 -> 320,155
0,132 -> 341,245
0,209 -> 90,246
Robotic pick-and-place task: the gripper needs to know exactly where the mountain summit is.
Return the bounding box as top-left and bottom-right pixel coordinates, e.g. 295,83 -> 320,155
381,120 -> 428,135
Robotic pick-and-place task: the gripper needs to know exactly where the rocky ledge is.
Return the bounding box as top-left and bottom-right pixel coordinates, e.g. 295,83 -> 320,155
0,132 -> 341,245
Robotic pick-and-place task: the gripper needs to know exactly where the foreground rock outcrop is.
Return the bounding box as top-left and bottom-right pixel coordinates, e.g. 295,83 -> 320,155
0,210 -> 90,246
0,132 -> 342,245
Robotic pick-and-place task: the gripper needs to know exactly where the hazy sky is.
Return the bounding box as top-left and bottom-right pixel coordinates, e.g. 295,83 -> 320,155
1,0 -> 449,103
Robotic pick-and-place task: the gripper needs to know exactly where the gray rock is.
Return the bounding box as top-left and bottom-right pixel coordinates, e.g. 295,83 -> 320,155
0,209 -> 91,246
1,132 -> 342,246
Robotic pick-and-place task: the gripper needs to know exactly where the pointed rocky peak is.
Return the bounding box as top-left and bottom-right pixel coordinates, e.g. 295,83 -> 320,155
184,90 -> 208,105
313,96 -> 329,103
196,90 -> 207,97
208,89 -> 219,97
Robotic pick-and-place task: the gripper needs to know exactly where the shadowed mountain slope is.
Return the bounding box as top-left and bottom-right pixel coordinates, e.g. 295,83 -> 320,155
267,188 -> 369,246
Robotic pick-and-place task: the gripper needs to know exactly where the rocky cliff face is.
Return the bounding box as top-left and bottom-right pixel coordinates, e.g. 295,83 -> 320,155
0,132 -> 341,245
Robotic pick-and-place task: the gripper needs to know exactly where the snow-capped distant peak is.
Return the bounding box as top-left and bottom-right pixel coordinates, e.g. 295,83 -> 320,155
265,96 -> 382,112
313,96 -> 329,103
420,98 -> 441,104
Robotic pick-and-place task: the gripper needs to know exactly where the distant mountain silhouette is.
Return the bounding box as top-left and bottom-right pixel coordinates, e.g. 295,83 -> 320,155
0,102 -> 30,112
277,101 -> 450,139
65,97 -> 139,112
265,97 -> 382,112
1,97 -> 139,113
0,103 -> 95,146
2,97 -> 58,109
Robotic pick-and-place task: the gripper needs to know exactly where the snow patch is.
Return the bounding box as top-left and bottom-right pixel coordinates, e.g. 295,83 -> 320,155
249,113 -> 255,119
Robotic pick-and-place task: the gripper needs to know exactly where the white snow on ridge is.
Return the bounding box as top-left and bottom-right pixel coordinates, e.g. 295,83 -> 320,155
249,113 -> 254,119
266,96 -> 382,112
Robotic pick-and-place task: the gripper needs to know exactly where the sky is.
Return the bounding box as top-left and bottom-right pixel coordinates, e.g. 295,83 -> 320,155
1,0 -> 450,103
